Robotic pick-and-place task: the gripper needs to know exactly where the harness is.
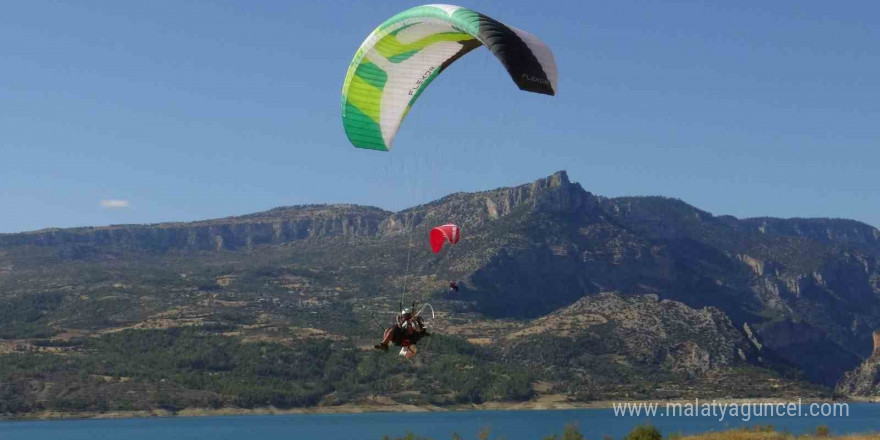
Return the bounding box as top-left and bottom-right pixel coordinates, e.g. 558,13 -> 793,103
396,315 -> 426,347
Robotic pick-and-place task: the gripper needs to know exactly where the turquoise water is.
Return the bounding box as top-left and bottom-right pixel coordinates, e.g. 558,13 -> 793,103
0,404 -> 877,439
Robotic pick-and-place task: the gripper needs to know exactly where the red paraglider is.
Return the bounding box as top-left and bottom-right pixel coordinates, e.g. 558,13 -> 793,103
430,224 -> 461,253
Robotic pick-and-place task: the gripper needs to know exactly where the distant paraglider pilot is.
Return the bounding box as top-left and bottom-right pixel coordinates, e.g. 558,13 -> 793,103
374,307 -> 429,355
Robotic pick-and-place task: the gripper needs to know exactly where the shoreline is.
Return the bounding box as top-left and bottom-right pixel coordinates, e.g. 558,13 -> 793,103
3,397 -> 874,423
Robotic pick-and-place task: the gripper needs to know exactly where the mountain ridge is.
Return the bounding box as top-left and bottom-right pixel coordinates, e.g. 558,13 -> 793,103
1,170 -> 878,396
2,170 -> 876,246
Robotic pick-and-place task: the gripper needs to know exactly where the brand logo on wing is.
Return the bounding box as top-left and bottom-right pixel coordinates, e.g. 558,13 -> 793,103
521,73 -> 550,85
409,67 -> 436,96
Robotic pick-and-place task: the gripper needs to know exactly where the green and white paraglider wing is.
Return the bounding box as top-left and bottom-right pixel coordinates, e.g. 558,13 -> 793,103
341,4 -> 558,151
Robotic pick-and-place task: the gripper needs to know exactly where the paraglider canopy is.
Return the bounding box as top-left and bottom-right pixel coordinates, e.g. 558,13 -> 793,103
430,224 -> 461,253
341,4 -> 559,151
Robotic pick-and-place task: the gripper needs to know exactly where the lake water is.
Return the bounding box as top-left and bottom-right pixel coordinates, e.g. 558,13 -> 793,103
1,404 -> 878,440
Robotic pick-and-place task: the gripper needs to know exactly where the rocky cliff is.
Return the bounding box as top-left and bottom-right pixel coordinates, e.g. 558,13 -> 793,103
836,329 -> 880,397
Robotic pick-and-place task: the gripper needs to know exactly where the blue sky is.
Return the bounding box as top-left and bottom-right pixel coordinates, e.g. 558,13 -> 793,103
1,1 -> 877,233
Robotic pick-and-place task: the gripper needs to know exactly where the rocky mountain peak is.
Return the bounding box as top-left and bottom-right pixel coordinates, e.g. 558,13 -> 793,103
379,170 -> 596,235
530,170 -> 596,214
535,170 -> 570,189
